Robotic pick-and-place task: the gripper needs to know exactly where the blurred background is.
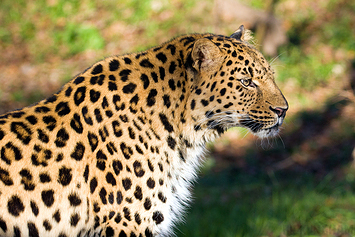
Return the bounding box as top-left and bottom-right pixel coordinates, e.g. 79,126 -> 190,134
0,0 -> 354,236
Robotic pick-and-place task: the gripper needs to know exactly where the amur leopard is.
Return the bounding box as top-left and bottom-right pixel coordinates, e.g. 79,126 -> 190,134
0,26 -> 288,237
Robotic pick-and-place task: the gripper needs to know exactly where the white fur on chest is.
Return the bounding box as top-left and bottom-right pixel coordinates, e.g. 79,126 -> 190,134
154,144 -> 206,236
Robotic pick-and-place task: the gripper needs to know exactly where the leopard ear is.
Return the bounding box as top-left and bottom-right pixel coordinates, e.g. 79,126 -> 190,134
192,38 -> 222,72
230,25 -> 245,41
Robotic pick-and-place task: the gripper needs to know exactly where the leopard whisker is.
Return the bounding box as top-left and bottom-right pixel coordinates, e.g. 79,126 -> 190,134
269,52 -> 285,66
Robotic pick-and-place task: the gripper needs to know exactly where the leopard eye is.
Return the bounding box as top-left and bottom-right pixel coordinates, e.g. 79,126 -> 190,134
240,78 -> 255,87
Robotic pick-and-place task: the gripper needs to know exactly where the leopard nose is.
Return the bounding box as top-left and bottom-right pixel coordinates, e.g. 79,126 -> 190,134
270,106 -> 288,118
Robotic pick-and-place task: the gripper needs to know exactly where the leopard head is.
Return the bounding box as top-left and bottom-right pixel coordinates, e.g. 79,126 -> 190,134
187,25 -> 288,138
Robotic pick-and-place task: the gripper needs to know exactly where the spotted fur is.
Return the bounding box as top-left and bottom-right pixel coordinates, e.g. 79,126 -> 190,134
0,26 -> 288,237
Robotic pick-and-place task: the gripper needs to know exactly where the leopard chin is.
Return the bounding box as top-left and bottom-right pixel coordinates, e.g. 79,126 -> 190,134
254,125 -> 281,138
238,115 -> 283,138
255,116 -> 286,138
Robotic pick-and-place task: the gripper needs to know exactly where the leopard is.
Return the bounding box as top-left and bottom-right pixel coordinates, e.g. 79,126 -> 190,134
0,25 -> 288,237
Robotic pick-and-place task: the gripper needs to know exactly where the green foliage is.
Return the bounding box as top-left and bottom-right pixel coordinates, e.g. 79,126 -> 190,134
0,28 -> 11,43
45,0 -> 82,19
277,46 -> 334,89
11,90 -> 44,104
176,170 -> 355,237
245,0 -> 267,9
125,0 -> 153,23
0,0 -> 104,59
0,0 -> 200,59
19,21 -> 36,41
53,23 -> 105,56
273,0 -> 354,91
119,0 -> 198,49
323,0 -> 355,51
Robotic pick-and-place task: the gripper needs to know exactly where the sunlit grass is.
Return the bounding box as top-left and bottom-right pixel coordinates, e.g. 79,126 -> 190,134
176,169 -> 355,237
276,45 -> 337,90
0,0 -> 199,60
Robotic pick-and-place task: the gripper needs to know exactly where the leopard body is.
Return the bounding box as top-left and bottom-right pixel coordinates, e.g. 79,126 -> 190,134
0,26 -> 288,237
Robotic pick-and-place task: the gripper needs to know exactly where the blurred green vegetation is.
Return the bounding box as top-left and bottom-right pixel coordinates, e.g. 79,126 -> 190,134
277,48 -> 335,89
0,0 -> 197,60
0,0 -> 104,60
177,169 -> 355,236
0,0 -> 354,236
276,0 -> 355,90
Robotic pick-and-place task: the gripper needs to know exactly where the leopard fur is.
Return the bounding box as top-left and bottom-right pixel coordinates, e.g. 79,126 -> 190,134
0,26 -> 288,237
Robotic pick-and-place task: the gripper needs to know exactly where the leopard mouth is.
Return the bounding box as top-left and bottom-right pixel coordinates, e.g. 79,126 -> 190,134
203,112 -> 283,138
259,124 -> 281,138
239,116 -> 282,138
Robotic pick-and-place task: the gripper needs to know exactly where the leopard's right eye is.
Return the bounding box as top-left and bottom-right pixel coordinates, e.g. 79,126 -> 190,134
240,78 -> 255,88
240,79 -> 250,86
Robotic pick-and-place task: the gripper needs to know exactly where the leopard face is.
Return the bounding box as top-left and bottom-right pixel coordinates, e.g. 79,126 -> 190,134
0,26 -> 287,237
187,29 -> 288,140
